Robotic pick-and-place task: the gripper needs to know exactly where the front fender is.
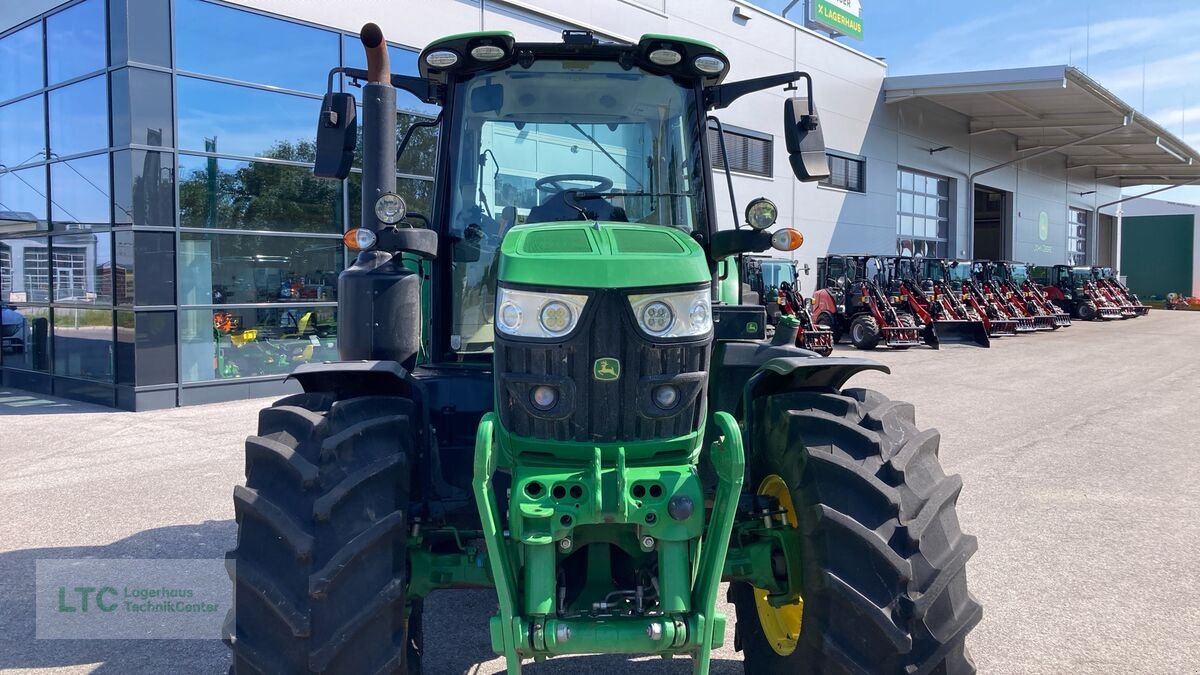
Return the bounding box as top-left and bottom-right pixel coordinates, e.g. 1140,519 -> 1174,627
748,356 -> 889,398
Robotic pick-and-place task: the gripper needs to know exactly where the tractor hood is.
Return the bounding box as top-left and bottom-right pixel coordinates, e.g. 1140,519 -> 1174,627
497,222 -> 710,289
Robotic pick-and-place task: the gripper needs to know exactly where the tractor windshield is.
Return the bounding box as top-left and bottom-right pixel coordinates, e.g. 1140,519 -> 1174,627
947,263 -> 972,289
448,59 -> 707,236
447,58 -> 708,354
1007,264 -> 1029,284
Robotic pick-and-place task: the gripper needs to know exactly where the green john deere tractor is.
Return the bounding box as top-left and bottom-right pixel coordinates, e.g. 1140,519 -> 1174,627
225,24 -> 980,674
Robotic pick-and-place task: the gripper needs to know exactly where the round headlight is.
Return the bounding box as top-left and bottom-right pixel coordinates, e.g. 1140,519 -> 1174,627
689,298 -> 710,331
498,301 -> 523,332
693,55 -> 725,74
374,193 -> 406,224
652,385 -> 679,410
470,44 -> 506,61
424,50 -> 459,69
648,48 -> 682,66
531,385 -> 558,411
641,301 -> 674,334
539,301 -> 574,334
745,198 -> 778,230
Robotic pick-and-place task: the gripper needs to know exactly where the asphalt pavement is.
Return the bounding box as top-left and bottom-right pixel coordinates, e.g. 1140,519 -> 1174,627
0,311 -> 1196,674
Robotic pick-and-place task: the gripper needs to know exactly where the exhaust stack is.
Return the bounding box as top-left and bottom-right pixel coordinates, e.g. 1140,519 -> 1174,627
359,22 -> 397,233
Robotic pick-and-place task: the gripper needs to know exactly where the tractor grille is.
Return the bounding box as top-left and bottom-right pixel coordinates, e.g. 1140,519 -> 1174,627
495,288 -> 710,443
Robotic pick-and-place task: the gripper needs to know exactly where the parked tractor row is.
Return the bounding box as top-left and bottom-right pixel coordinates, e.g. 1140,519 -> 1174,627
747,254 -> 1147,353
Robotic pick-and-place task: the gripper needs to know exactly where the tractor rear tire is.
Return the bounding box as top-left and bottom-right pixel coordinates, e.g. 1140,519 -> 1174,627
733,387 -> 981,674
1076,300 -> 1098,321
225,392 -> 418,674
848,315 -> 880,350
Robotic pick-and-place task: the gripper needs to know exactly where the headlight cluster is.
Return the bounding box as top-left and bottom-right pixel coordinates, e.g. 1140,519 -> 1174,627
495,288 -> 588,338
495,286 -> 713,340
629,289 -> 712,338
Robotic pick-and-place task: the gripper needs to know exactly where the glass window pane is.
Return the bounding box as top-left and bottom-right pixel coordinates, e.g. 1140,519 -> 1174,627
0,166 -> 49,230
178,232 -> 341,305
901,192 -> 914,214
0,24 -> 44,102
4,305 -> 50,371
109,0 -> 172,67
925,218 -> 939,238
48,75 -> 109,157
2,236 -> 46,301
349,173 -> 434,227
52,231 -> 112,304
46,0 -> 106,85
178,154 -> 343,233
937,178 -> 949,197
114,230 -> 175,306
113,149 -> 174,226
51,153 -> 111,229
900,215 -> 913,236
111,67 -> 174,148
395,113 -> 440,176
52,307 -> 113,381
175,0 -> 339,94
0,95 -> 46,168
180,305 -> 337,382
902,170 -> 914,192
116,309 -> 177,386
927,196 -> 939,217
938,219 -> 949,239
177,77 -> 319,159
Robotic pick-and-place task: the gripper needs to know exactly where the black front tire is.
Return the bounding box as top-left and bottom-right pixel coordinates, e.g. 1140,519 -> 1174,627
734,387 -> 981,674
225,392 -> 418,674
849,315 -> 881,350
1076,300 -> 1098,321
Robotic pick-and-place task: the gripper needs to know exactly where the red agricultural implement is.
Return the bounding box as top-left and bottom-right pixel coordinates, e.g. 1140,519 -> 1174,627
972,261 -> 1041,332
992,261 -> 1066,329
883,257 -> 989,347
776,280 -> 834,355
1033,265 -> 1123,320
740,256 -> 833,355
812,254 -> 928,350
1093,267 -> 1150,317
941,260 -> 1018,337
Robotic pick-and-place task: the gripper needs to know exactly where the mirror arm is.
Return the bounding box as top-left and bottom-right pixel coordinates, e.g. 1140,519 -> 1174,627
325,66 -> 441,104
705,71 -> 814,110
398,112 -> 443,162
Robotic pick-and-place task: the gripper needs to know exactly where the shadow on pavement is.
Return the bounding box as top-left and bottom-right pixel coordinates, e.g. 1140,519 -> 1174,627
0,520 -> 740,674
0,389 -> 119,416
0,520 -> 235,674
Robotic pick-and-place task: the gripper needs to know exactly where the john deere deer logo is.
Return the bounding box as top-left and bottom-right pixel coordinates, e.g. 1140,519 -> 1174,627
593,358 -> 620,381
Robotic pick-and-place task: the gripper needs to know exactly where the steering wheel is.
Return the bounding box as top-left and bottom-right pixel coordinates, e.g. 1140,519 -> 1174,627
535,174 -> 614,195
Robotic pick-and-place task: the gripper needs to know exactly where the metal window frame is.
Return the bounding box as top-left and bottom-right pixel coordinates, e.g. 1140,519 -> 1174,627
820,150 -> 865,192
707,123 -> 774,178
896,166 -> 950,254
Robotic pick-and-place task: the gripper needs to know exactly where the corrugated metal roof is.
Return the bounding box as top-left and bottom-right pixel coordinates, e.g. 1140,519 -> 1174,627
884,65 -> 1200,188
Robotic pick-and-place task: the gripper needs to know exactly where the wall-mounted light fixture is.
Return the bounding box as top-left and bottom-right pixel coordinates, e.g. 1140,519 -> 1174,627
733,6 -> 752,21
1076,190 -> 1097,196
929,145 -> 952,155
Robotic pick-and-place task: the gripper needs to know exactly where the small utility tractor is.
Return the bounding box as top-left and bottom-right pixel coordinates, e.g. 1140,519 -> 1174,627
971,261 -> 1040,332
811,254 -> 930,350
932,259 -> 1017,337
1033,265 -> 1123,320
1001,262 -> 1071,328
990,262 -> 1063,330
1093,267 -> 1149,317
224,25 -> 979,675
742,256 -> 833,356
890,257 -> 991,347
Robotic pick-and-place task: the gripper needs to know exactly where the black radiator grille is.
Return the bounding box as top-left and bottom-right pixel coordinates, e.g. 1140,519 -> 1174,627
496,289 -> 710,443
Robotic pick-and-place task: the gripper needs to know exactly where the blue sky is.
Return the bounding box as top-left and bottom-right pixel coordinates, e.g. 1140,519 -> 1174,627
752,0 -> 1200,204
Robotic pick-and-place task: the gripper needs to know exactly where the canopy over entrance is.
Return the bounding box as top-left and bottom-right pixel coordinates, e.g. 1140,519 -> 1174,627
884,65 -> 1200,188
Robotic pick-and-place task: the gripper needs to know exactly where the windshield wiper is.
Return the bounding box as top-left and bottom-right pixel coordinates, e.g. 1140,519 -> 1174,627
569,123 -> 645,190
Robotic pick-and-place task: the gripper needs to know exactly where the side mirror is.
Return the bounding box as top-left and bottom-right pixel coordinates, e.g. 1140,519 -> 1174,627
314,92 -> 357,179
783,97 -> 829,183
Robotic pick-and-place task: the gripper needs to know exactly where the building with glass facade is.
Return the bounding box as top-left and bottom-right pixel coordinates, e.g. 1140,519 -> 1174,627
1,0 -> 1195,409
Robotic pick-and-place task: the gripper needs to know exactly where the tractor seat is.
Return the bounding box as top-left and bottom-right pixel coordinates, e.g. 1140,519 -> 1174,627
526,192 -> 628,224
